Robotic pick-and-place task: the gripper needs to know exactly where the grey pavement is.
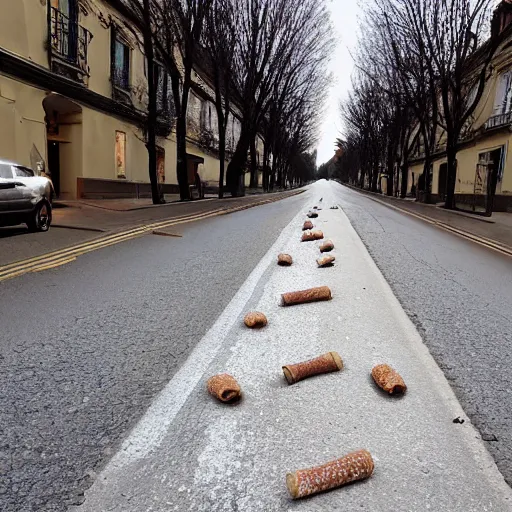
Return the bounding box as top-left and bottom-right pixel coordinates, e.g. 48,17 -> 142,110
0,190 -> 302,267
335,181 -> 512,486
76,182 -> 511,511
343,183 -> 512,250
1,181 -> 511,511
0,192 -> 306,511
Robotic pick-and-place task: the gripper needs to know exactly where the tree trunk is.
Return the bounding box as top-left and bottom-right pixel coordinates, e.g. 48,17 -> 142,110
386,143 -> 394,197
212,66 -> 228,199
249,135 -> 258,188
262,142 -> 269,192
142,1 -> 162,205
386,173 -> 393,196
176,111 -> 189,200
359,168 -> 365,188
218,129 -> 226,199
175,69 -> 191,201
226,124 -> 252,196
444,140 -> 458,210
371,162 -> 378,192
400,162 -> 408,199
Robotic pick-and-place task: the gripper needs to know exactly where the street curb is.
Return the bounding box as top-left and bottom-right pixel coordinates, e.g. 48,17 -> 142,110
77,198 -> 216,212
348,188 -> 512,257
340,182 -> 496,223
0,188 -> 306,282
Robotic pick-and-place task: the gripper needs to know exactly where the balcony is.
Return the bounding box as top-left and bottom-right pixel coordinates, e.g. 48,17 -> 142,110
49,7 -> 92,85
484,111 -> 512,131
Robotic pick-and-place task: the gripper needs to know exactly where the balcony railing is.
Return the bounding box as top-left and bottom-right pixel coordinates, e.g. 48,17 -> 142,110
50,7 -> 91,77
485,111 -> 512,130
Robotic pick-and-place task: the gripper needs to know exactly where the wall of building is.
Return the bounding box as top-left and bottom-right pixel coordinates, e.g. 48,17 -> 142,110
82,107 -> 149,183
0,0 -> 48,68
0,76 -> 47,168
424,132 -> 511,197
58,120 -> 83,199
82,2 -> 112,98
408,163 -> 424,195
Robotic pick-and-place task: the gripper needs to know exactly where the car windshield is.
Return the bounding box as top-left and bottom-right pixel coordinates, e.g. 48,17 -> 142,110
0,163 -> 13,179
13,166 -> 34,178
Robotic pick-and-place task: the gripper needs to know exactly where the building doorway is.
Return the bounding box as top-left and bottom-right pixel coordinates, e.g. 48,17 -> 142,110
186,153 -> 205,199
43,93 -> 82,199
47,141 -> 60,197
475,147 -> 503,215
438,163 -> 448,202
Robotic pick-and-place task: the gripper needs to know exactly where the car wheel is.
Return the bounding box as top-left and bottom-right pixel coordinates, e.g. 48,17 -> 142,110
27,200 -> 52,232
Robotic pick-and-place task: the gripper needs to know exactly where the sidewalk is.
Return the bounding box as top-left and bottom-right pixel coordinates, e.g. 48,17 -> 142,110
75,185 -> 512,511
342,184 -> 512,253
52,190 -> 304,233
0,189 -> 305,269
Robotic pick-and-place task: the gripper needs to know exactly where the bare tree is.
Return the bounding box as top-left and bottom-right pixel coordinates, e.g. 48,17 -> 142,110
109,0 -> 169,204
204,0 -> 238,198
419,0 -> 498,208
153,0 -> 213,201
341,0 -> 499,206
225,0 -> 333,196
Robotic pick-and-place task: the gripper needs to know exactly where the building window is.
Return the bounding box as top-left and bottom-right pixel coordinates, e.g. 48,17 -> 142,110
494,71 -> 512,115
113,38 -> 130,90
49,0 -> 91,78
115,131 -> 126,178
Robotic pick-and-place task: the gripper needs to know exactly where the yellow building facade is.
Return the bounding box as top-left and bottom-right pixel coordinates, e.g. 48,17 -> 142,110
408,5 -> 512,212
0,0 -> 258,199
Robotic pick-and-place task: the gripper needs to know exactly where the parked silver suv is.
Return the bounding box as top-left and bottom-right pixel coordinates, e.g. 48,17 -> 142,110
0,159 -> 54,232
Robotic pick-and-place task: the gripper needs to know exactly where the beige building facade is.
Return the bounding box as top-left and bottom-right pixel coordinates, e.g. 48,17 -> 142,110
0,0 -> 259,199
407,2 -> 512,212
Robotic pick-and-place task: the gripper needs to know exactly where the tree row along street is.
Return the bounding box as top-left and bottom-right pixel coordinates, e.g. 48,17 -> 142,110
325,0 -> 512,218
109,0 -> 331,202
1,181 -> 512,510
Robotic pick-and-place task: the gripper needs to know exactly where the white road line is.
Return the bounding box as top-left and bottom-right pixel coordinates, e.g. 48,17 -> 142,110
101,201 -> 309,471
77,182 -> 512,511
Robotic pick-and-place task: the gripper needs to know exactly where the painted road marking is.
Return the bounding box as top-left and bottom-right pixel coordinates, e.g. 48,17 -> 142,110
89,206 -> 306,468
0,191 -> 304,283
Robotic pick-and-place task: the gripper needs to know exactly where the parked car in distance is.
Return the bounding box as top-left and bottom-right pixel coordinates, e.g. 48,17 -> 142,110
0,159 -> 54,232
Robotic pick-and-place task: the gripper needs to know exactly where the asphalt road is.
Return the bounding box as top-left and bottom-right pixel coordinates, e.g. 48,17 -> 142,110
1,181 -> 511,511
331,181 -> 512,486
77,182 -> 511,512
0,192 -> 306,511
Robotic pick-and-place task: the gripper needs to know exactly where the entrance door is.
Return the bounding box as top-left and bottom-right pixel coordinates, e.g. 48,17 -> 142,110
487,147 -> 503,215
438,163 -> 448,201
48,141 -> 61,197
474,147 -> 504,215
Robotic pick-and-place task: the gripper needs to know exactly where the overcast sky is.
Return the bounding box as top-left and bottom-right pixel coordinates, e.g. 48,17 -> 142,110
316,0 -> 362,166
